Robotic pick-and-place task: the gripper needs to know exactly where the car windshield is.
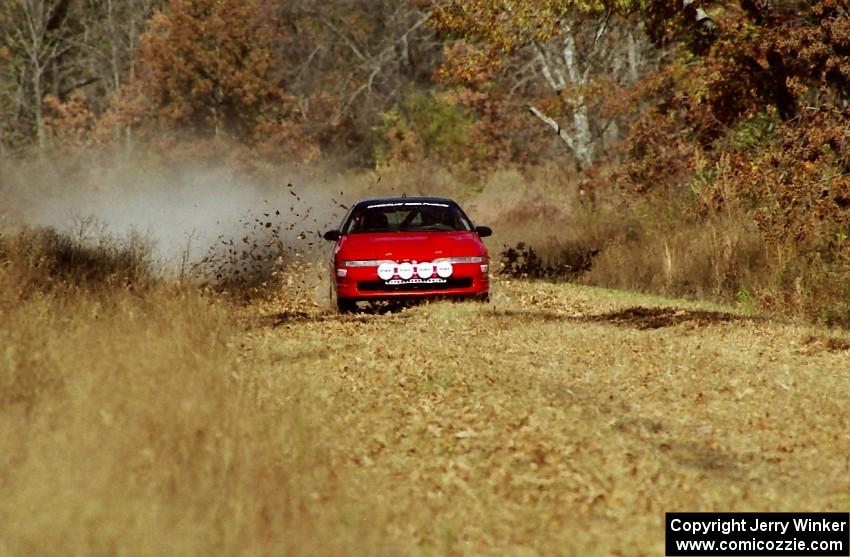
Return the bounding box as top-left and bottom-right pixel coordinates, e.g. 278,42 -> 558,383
343,202 -> 473,234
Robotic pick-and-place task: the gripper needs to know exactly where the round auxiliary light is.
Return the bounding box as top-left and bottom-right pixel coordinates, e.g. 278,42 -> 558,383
417,262 -> 434,279
377,263 -> 395,281
436,261 -> 453,278
398,262 -> 415,280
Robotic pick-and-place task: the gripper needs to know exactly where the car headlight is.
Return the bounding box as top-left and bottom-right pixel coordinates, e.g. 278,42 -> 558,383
343,260 -> 391,267
433,256 -> 486,264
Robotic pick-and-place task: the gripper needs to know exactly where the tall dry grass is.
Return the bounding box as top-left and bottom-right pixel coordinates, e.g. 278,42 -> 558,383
471,168 -> 848,325
0,228 -> 403,555
580,212 -> 770,302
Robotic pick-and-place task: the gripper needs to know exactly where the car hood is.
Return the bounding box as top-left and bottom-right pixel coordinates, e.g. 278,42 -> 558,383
337,231 -> 486,262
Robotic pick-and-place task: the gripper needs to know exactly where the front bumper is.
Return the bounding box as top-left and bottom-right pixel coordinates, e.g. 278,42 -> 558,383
334,263 -> 489,301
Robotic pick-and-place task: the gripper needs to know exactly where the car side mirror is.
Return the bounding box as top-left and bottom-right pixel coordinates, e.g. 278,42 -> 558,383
475,226 -> 493,238
323,229 -> 341,241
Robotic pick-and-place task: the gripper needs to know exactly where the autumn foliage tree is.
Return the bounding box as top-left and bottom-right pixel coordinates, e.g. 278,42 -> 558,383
432,0 -> 653,169
610,0 -> 850,319
122,0 -> 284,142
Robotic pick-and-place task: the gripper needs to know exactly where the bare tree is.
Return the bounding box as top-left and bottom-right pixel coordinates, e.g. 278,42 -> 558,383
266,0 -> 442,160
0,0 -> 162,148
0,0 -> 73,149
76,0 -> 161,143
79,0 -> 161,93
517,13 -> 651,169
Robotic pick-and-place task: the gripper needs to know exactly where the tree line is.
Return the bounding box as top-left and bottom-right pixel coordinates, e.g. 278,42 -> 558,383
0,0 -> 684,167
1,1 -> 848,180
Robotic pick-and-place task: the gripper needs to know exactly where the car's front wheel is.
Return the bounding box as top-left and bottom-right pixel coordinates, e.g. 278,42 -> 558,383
336,297 -> 357,313
331,283 -> 357,313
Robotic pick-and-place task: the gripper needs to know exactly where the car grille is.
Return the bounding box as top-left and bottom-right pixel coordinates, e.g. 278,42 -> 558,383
357,278 -> 473,292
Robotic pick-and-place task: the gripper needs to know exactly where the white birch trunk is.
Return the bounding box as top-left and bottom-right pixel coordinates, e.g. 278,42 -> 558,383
571,97 -> 592,169
561,28 -> 593,169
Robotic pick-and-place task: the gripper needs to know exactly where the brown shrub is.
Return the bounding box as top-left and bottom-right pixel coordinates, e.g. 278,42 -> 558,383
582,214 -> 770,303
0,223 -> 156,296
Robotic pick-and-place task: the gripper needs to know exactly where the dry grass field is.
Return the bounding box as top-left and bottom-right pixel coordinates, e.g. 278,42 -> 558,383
2,232 -> 849,556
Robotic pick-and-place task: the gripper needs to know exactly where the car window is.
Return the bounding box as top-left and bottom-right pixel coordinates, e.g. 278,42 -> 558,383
344,202 -> 472,234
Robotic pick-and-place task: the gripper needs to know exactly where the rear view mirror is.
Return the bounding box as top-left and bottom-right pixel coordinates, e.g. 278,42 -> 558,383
475,226 -> 493,238
323,229 -> 341,241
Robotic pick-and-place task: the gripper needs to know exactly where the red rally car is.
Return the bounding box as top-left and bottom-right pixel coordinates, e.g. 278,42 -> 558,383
323,197 -> 492,312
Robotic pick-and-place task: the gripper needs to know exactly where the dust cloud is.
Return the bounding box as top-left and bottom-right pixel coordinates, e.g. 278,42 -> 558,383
0,155 -> 357,269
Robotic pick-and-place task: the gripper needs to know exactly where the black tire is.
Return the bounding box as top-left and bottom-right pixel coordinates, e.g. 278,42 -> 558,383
330,281 -> 356,313
336,297 -> 357,313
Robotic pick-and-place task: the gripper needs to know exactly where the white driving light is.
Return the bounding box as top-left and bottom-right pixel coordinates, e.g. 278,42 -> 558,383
436,261 -> 453,278
377,263 -> 395,281
417,262 -> 434,279
398,262 -> 415,280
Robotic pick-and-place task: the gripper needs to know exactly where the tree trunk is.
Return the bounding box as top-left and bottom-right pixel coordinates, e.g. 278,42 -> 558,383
561,29 -> 593,169
571,97 -> 593,169
107,0 -> 121,91
627,30 -> 640,83
33,66 -> 45,149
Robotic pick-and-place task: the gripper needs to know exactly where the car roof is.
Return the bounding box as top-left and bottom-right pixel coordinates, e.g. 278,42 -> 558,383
352,196 -> 458,209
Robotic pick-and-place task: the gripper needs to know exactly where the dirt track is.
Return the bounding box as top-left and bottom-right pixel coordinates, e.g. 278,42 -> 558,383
246,278 -> 850,555
4,268 -> 849,556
